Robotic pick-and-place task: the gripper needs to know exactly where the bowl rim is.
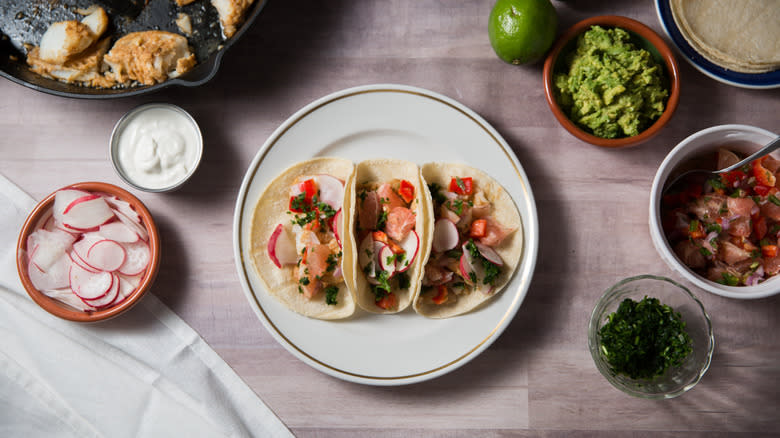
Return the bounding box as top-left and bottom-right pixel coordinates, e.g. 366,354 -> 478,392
16,182 -> 161,322
588,274 -> 715,399
542,15 -> 680,148
109,102 -> 203,193
649,124 -> 780,299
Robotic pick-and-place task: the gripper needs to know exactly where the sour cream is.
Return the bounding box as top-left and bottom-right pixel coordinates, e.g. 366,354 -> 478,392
111,104 -> 202,191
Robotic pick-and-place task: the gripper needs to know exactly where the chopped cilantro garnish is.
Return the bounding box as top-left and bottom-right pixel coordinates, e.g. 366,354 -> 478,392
707,178 -> 726,190
448,199 -> 464,215
445,249 -> 462,259
397,272 -> 410,290
376,209 -> 388,230
482,259 -> 500,285
706,223 -> 722,233
326,252 -> 340,272
324,286 -> 339,305
719,272 -> 740,286
299,276 -> 310,286
769,194 -> 780,207
428,183 -> 447,204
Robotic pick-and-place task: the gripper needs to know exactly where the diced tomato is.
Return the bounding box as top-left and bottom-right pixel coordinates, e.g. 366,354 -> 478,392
754,184 -> 771,197
722,170 -> 746,187
372,230 -> 404,254
449,176 -> 473,195
762,244 -> 778,258
398,180 -> 415,204
753,157 -> 777,188
470,218 -> 487,238
289,179 -> 318,212
688,220 -> 706,239
376,292 -> 397,310
432,285 -> 448,305
754,216 -> 768,240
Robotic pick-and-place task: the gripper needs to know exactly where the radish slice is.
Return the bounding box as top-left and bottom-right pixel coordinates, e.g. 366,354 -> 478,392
314,174 -> 344,212
113,208 -> 149,241
474,241 -> 503,266
28,254 -> 72,290
117,273 -> 142,301
72,232 -> 106,262
460,242 -> 485,286
69,249 -> 100,273
83,273 -> 120,308
52,189 -> 92,221
267,224 -> 297,268
357,234 -> 376,278
396,229 -> 419,272
70,264 -> 113,300
41,288 -> 95,311
378,244 -> 397,276
333,209 -> 343,248
104,195 -> 141,224
61,196 -> 114,230
28,229 -> 76,271
63,194 -> 100,214
86,239 -> 126,272
432,218 -> 458,253
99,221 -> 139,243
118,241 -> 151,276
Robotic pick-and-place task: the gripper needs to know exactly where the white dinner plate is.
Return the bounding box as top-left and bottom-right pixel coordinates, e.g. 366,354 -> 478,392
233,84 -> 539,385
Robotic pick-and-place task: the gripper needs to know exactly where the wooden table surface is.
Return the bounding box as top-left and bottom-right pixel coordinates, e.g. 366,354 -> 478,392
2,0 -> 779,436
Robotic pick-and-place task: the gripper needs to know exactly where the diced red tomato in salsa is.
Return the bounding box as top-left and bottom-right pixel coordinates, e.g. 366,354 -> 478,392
398,179 -> 415,204
449,177 -> 473,195
470,218 -> 487,238
376,292 -> 397,310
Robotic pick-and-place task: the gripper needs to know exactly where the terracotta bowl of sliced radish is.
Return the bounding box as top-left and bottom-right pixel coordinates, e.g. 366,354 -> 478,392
16,182 -> 160,322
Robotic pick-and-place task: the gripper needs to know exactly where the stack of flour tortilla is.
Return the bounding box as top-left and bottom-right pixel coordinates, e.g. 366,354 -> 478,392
670,0 -> 779,74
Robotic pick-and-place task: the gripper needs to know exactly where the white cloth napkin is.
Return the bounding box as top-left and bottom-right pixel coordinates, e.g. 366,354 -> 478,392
0,173 -> 292,438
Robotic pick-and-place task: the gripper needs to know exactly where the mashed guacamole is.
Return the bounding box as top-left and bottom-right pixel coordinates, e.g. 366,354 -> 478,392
554,26 -> 669,139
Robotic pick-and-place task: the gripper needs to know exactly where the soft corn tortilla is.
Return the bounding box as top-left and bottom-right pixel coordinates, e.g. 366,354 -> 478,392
345,159 -> 429,314
249,157 -> 355,320
414,162 -> 523,319
670,0 -> 780,74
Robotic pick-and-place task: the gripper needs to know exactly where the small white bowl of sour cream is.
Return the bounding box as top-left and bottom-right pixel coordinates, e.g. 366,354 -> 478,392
110,103 -> 203,192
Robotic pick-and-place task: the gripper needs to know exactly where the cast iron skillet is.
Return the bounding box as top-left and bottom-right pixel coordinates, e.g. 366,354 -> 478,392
0,0 -> 266,98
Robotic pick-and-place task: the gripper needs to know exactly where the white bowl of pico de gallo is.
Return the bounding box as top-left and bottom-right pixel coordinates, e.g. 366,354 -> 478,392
650,124 -> 780,299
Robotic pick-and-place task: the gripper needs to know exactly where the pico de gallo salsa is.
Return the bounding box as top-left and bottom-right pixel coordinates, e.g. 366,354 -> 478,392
662,148 -> 780,286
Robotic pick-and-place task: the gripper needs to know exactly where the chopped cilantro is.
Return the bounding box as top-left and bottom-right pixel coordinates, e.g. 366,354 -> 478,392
397,272 -> 410,290
769,194 -> 780,207
719,272 -> 740,286
598,296 -> 692,380
707,178 -> 726,190
428,183 -> 447,204
376,209 -> 388,230
324,286 -> 339,305
298,276 -> 310,286
482,259 -> 500,285
326,252 -> 340,272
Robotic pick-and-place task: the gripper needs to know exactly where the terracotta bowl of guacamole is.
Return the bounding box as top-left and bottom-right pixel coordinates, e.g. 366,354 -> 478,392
543,15 -> 680,148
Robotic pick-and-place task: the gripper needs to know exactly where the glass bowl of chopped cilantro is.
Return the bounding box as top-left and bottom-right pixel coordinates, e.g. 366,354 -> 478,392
588,275 -> 714,399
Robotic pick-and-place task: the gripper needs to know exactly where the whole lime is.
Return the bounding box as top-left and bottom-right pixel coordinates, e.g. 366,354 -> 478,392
488,0 -> 558,65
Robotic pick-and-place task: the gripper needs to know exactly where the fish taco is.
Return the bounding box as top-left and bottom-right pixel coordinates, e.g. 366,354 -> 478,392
249,157 -> 355,320
346,159 -> 429,314
415,162 -> 523,318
